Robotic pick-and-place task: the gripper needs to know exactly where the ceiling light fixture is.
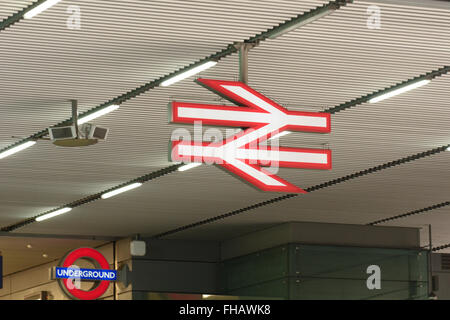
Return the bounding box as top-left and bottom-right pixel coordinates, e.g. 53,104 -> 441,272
35,207 -> 72,222
77,104 -> 120,125
24,0 -> 63,19
101,183 -> 143,199
160,61 -> 217,87
0,141 -> 36,159
178,163 -> 202,172
369,79 -> 431,104
268,131 -> 291,141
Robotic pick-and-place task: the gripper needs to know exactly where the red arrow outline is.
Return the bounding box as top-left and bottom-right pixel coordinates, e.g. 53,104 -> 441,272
171,140 -> 331,170
194,78 -> 331,133
169,79 -> 332,193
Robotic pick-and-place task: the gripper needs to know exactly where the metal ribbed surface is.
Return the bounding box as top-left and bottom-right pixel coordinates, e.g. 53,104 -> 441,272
0,1 -> 450,251
0,1 -> 34,21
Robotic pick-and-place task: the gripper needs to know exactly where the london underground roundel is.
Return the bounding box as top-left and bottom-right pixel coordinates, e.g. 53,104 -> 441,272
54,247 -> 117,300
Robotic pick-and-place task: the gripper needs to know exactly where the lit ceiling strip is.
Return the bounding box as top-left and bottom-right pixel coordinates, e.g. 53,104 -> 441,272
35,207 -> 71,222
0,141 -> 36,159
2,66 -> 449,230
1,0 -> 449,232
101,183 -> 143,199
160,61 -> 218,87
324,67 -> 449,114
1,65 -> 448,229
433,244 -> 450,252
178,163 -> 202,172
369,79 -> 431,104
2,141 -> 449,232
77,104 -> 120,125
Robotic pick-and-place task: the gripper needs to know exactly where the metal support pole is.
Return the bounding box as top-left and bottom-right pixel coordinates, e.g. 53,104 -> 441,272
428,224 -> 433,297
71,100 -> 79,138
236,42 -> 259,85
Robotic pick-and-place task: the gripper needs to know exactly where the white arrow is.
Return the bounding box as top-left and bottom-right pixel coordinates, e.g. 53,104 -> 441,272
170,79 -> 331,193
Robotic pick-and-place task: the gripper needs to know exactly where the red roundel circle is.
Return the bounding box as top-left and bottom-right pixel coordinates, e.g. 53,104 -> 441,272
59,247 -> 111,300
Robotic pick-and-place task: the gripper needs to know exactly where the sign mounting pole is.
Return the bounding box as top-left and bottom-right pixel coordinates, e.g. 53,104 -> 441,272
71,99 -> 79,139
236,42 -> 258,85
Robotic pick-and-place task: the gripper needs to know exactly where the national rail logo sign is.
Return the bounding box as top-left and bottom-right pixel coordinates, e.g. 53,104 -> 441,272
52,247 -> 117,300
169,79 -> 331,193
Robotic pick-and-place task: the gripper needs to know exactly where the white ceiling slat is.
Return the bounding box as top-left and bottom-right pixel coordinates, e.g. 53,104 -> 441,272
0,1 -> 35,21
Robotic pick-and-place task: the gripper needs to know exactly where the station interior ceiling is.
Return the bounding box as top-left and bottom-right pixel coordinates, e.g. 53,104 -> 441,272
0,0 -> 449,275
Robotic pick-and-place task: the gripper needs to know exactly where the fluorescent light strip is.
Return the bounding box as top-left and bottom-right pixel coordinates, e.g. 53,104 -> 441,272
160,61 -> 217,87
369,80 -> 431,104
35,207 -> 72,222
268,131 -> 291,141
77,104 -> 120,125
178,163 -> 202,171
0,141 -> 36,159
101,183 -> 143,199
24,0 -> 63,19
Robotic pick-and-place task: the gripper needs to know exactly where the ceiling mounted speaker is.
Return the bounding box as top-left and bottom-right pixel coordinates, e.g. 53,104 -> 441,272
80,123 -> 109,141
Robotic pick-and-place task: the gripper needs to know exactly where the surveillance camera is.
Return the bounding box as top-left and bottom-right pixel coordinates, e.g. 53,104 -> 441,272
88,126 -> 109,140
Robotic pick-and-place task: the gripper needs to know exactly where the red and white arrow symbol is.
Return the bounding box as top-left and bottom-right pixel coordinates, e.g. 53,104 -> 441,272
169,79 -> 331,193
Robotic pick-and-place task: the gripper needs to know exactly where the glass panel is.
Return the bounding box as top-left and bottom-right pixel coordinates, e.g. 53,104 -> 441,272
221,246 -> 288,291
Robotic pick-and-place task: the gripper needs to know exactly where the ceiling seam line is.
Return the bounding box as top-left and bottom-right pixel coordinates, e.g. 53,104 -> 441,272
324,66 -> 450,114
0,164 -> 182,232
3,2 -> 450,234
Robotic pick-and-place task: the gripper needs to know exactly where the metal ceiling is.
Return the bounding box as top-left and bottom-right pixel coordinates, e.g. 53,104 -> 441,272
1,0 -> 450,258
